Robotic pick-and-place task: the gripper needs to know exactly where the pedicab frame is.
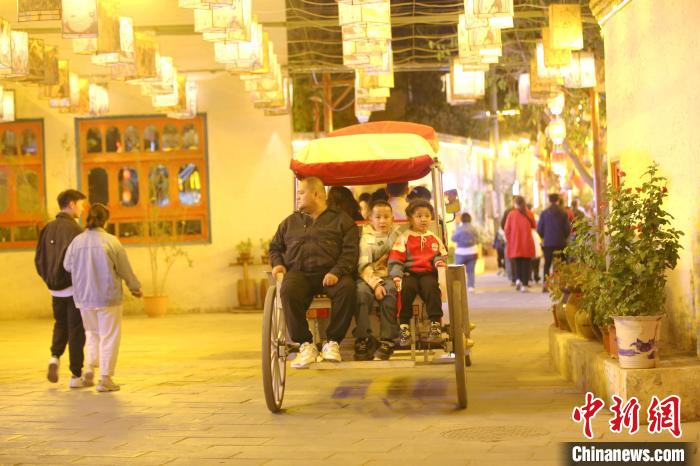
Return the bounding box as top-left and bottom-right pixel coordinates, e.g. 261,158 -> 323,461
262,124 -> 471,413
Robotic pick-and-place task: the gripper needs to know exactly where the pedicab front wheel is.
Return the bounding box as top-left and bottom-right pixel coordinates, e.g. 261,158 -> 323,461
262,284 -> 287,413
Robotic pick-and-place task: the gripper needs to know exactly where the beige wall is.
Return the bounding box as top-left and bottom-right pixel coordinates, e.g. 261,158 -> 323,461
604,0 -> 700,354
1,74 -> 293,319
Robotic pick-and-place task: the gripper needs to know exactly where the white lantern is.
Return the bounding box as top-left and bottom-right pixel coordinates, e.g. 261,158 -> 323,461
451,58 -> 485,99
141,56 -> 176,96
563,51 -> 596,88
194,0 -> 252,41
547,117 -> 566,145
18,0 -> 62,21
536,41 -> 567,79
0,31 -> 29,78
541,27 -> 571,67
1,89 -> 15,122
88,83 -> 109,115
338,0 -> 391,41
471,0 -> 514,29
548,4 -> 583,50
61,0 -> 99,38
0,19 -> 10,71
91,16 -> 134,66
168,80 -> 198,119
547,91 -> 565,116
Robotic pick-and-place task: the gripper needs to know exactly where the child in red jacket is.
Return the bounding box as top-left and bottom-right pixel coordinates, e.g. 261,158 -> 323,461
388,200 -> 447,346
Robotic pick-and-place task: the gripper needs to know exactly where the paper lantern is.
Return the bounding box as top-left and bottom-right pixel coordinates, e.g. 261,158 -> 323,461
178,0 -> 209,7
1,90 -> 15,122
41,45 -> 59,86
72,38 -> 97,55
548,4 -> 583,50
20,38 -> 46,83
469,23 -> 502,57
217,23 -> 266,72
541,27 -> 571,67
547,92 -> 565,116
153,74 -> 184,108
89,83 -> 109,115
18,0 -> 62,21
343,38 -> 387,67
0,31 -> 29,78
547,118 -> 566,145
451,58 -> 485,99
536,41 -> 568,79
194,0 -> 252,41
168,80 -> 198,119
44,59 -> 69,103
357,68 -> 394,89
471,0 -> 514,29
141,56 -> 176,96
112,31 -> 159,81
563,51 -> 596,88
529,56 -> 561,98
338,0 -> 391,42
92,16 -> 134,66
61,0 -> 99,38
0,19 -> 10,71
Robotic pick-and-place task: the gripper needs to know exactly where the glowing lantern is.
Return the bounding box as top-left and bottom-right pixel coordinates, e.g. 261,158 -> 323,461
45,59 -> 70,104
563,51 -> 596,88
0,19 -> 11,71
444,73 -> 476,106
168,80 -> 198,119
471,0 -> 514,29
72,38 -> 97,55
217,23 -> 266,72
112,32 -> 159,81
21,38 -> 46,83
1,90 -> 15,122
61,0 -> 99,38
536,41 -> 569,79
338,0 -> 391,42
548,4 -> 583,50
89,83 -> 109,115
194,0 -> 252,41
92,16 -> 134,65
547,92 -> 565,116
541,27 -> 571,67
18,0 -> 62,21
141,56 -> 176,96
357,68 -> 394,89
451,58 -> 485,99
469,22 -> 502,57
178,0 -> 209,7
42,45 -> 59,86
529,56 -> 561,99
153,74 -> 184,108
0,31 -> 29,78
547,117 -> 566,145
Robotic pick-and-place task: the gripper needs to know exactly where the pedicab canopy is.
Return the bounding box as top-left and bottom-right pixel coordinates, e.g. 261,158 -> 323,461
291,131 -> 437,186
328,121 -> 440,152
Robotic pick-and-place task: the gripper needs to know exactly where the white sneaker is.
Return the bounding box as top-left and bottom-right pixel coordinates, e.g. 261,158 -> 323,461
82,371 -> 95,387
69,376 -> 86,389
291,342 -> 319,369
468,287 -> 475,293
520,286 -> 528,293
47,357 -> 59,383
96,376 -> 120,392
515,280 -> 522,291
321,341 -> 342,363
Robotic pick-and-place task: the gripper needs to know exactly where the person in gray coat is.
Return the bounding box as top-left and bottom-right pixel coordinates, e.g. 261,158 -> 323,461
64,203 -> 142,392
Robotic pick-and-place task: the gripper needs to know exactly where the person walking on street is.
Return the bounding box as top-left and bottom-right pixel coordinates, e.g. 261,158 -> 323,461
504,196 -> 536,292
64,204 -> 142,392
34,189 -> 89,388
537,193 -> 571,291
500,201 -> 516,285
452,212 -> 480,292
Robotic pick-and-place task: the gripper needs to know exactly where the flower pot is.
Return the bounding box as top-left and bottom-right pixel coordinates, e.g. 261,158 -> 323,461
237,252 -> 252,264
144,295 -> 168,318
564,294 -> 581,333
554,302 -> 570,331
613,316 -> 663,369
608,325 -> 618,359
602,326 -> 611,354
575,309 -> 596,340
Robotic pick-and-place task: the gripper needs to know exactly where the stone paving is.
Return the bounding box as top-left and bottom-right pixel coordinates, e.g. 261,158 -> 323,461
1,274 -> 697,466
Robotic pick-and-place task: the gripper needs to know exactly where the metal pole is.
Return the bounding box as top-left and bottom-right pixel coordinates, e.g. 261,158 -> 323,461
322,73 -> 334,134
590,87 -> 605,245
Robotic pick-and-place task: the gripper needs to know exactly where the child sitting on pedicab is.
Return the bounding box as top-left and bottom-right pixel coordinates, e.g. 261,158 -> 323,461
389,200 -> 448,346
355,200 -> 402,361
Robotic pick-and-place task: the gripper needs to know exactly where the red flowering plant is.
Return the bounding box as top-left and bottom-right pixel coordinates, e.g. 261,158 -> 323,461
604,163 -> 683,317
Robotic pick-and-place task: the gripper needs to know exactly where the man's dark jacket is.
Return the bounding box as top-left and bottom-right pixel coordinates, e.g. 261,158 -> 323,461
269,208 -> 359,278
34,212 -> 83,291
537,204 -> 571,248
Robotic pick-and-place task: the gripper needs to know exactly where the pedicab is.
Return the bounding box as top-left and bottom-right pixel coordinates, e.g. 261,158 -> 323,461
262,122 -> 472,413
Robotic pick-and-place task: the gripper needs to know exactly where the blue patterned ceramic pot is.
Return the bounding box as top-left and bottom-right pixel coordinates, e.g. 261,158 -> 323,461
613,315 -> 663,369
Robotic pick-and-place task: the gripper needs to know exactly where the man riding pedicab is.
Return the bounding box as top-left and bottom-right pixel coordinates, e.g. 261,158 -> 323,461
269,176 -> 359,368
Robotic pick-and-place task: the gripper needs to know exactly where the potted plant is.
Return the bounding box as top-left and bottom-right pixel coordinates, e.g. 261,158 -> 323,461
236,238 -> 253,263
605,164 -> 683,368
235,238 -> 257,308
547,260 -> 571,331
260,238 -> 271,264
144,214 -> 194,318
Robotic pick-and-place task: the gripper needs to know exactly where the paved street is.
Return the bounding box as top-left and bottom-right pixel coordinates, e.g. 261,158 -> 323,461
1,274 -> 697,466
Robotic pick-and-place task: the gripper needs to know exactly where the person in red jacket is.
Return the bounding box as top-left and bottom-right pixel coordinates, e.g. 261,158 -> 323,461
389,200 -> 448,346
505,196 -> 536,292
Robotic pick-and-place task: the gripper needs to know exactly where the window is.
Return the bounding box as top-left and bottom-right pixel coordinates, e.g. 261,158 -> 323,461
0,120 -> 46,249
77,115 -> 209,243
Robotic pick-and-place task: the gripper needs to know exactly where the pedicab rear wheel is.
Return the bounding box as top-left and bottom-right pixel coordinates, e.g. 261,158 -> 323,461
446,266 -> 468,409
262,285 -> 287,413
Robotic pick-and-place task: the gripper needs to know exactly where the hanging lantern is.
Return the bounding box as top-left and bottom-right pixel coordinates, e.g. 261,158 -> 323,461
92,16 -> 134,66
529,56 -> 561,99
1,90 -> 15,122
469,23 -> 502,57
0,19 -> 10,71
168,80 -> 198,119
88,83 -> 109,115
43,59 -> 69,102
547,117 -> 566,145
518,73 -> 530,105
112,31 -> 159,81
547,92 -> 565,116
194,0 -> 252,42
72,38 -> 97,55
451,58 -> 485,99
563,51 -> 596,88
471,0 -> 514,29
541,27 -> 571,67
20,38 -> 46,83
444,73 -> 476,106
536,41 -> 568,79
218,22 -> 266,73
343,38 -> 387,68
153,74 -> 184,108
61,0 -> 99,38
357,67 -> 394,89
0,31 -> 29,78
548,4 -> 583,50
42,45 -> 59,86
338,0 -> 391,42
178,0 -> 209,7
141,56 -> 176,96
18,0 -> 62,21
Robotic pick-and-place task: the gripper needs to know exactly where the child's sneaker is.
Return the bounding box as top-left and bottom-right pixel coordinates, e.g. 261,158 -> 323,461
429,321 -> 443,342
375,340 -> 395,360
399,324 -> 411,347
47,357 -> 59,383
